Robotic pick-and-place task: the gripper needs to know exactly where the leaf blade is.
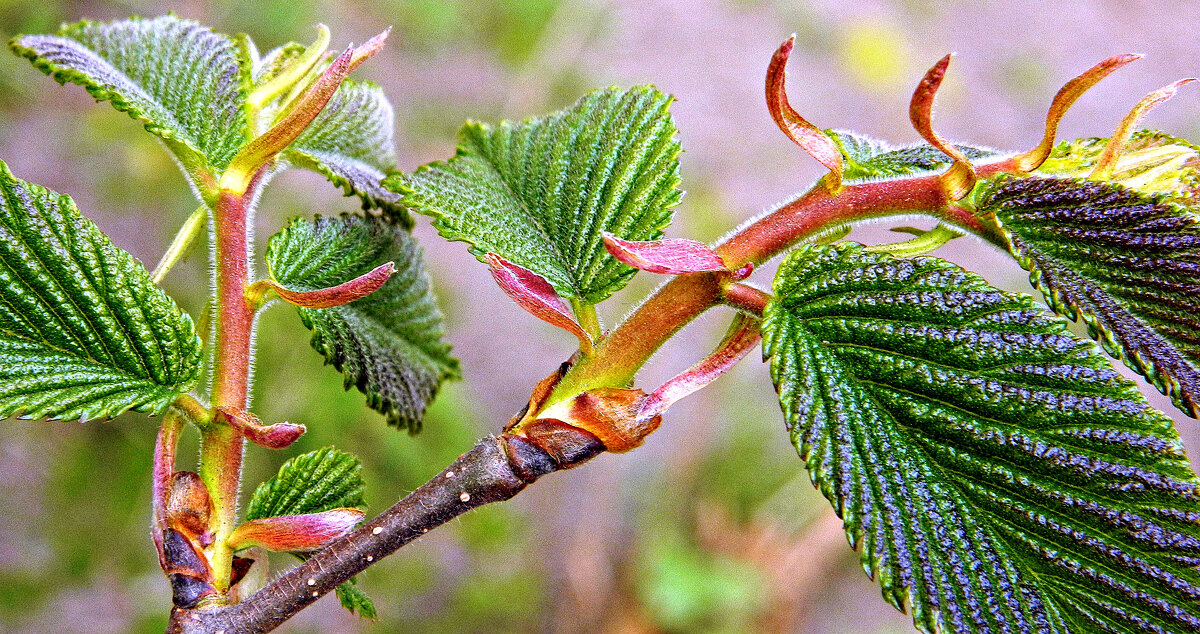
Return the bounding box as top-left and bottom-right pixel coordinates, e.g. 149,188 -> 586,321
0,161 -> 203,421
764,242 -> 1200,633
266,214 -> 459,430
11,16 -> 252,188
245,447 -> 365,521
390,85 -> 683,304
979,173 -> 1200,417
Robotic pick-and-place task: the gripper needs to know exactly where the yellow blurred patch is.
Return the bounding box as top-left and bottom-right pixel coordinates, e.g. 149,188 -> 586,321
838,20 -> 909,88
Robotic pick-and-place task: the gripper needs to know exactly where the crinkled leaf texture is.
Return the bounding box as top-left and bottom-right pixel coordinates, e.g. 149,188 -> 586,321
10,15 -> 252,188
246,447 -> 373,619
763,242 -> 1200,633
285,79 -> 408,222
827,130 -> 1003,182
266,214 -> 459,431
0,161 -> 202,421
390,86 -> 683,304
246,446 -> 365,521
979,174 -> 1200,418
1037,131 -> 1200,205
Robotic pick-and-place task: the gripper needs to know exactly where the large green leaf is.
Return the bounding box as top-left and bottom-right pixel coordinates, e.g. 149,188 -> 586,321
764,242 -> 1200,633
266,214 -> 459,431
977,174 -> 1200,418
285,79 -> 408,222
827,129 -> 1003,182
10,15 -> 253,190
0,161 -> 202,421
245,446 -> 365,521
390,86 -> 682,304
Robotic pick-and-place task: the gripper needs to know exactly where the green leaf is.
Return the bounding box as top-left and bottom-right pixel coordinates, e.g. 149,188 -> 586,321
247,447 -> 374,620
285,79 -> 408,223
10,15 -> 253,191
335,577 -> 377,620
764,242 -> 1200,633
978,174 -> 1200,417
827,129 -> 1003,182
390,85 -> 683,304
0,161 -> 202,421
266,214 -> 459,430
245,446 -> 365,521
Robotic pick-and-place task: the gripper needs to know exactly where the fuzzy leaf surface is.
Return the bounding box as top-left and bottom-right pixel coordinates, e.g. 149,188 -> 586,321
11,15 -> 252,186
266,214 -> 459,430
245,446 -> 365,521
0,161 -> 202,421
979,174 -> 1200,418
391,86 -> 682,304
285,79 -> 407,222
764,242 -> 1200,633
335,578 -> 377,620
827,130 -> 1002,182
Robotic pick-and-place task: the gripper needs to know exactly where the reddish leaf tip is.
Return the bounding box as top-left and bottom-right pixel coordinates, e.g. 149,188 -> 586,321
910,54 -> 976,200
227,509 -> 366,553
765,36 -> 843,190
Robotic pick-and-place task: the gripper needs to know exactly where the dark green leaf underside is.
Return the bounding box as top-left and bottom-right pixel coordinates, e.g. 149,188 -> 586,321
764,242 -> 1200,634
979,174 -> 1200,418
827,129 -> 1003,182
245,446 -> 365,521
0,161 -> 202,421
266,214 -> 459,431
286,79 -> 408,223
11,15 -> 252,175
391,85 -> 682,304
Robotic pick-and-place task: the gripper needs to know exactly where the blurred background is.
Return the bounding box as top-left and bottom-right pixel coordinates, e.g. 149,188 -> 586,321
1,0 -> 1200,632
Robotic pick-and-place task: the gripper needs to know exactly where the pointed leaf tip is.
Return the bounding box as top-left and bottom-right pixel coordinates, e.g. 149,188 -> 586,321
765,36 -> 843,190
217,408 -> 306,449
602,232 -> 729,275
1091,78 -> 1196,181
1014,53 -> 1143,172
486,253 -> 593,353
909,54 -> 976,200
349,28 -> 390,72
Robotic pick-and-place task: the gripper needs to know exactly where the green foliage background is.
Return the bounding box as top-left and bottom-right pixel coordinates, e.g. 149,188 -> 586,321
1,1 -> 1199,632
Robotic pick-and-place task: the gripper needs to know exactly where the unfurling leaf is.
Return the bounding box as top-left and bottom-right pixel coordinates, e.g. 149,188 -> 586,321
246,446 -> 365,521
266,214 -> 459,430
11,15 -> 253,193
335,577 -> 377,620
764,242 -> 1200,633
286,79 -> 407,221
391,85 -> 683,304
1036,130 -> 1200,205
0,161 -> 202,421
977,174 -> 1200,417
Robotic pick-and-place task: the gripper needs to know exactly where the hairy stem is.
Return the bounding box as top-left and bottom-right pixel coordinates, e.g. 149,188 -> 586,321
200,187 -> 257,595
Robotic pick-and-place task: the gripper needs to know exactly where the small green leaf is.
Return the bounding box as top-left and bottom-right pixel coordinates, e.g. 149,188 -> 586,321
390,85 -> 683,304
0,161 -> 202,421
247,447 -> 374,619
335,577 -> 377,620
285,79 -> 408,222
827,129 -> 1003,182
764,242 -> 1200,633
978,174 -> 1200,417
245,447 -> 365,521
10,15 -> 253,191
266,214 -> 459,430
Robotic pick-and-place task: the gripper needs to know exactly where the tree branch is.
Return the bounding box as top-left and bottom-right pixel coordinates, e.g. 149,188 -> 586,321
166,430 -> 603,633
